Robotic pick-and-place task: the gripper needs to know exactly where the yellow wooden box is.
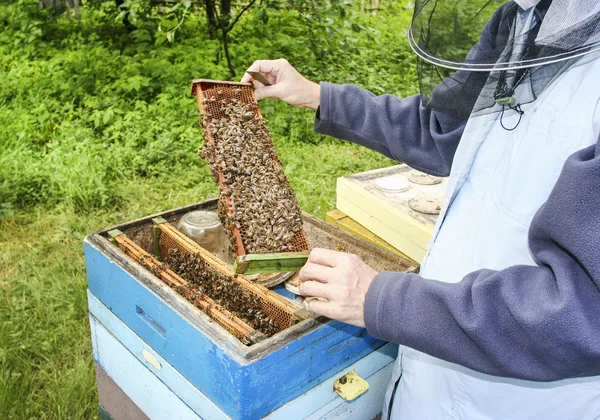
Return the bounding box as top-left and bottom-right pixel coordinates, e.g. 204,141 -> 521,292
325,209 -> 415,263
336,165 -> 446,262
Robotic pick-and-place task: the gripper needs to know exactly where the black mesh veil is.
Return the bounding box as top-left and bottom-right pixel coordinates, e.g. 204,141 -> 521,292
410,0 -> 600,119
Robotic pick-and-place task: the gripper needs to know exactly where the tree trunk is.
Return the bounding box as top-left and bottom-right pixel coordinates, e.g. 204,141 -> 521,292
204,0 -> 218,38
219,0 -> 234,76
220,0 -> 231,20
222,29 -> 236,77
39,0 -> 56,8
73,0 -> 80,19
372,0 -> 380,15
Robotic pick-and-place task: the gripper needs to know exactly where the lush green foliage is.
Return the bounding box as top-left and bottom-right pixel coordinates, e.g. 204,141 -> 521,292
1,0 -> 417,213
0,0 -> 418,417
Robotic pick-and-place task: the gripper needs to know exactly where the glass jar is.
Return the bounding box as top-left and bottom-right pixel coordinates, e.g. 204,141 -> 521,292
176,210 -> 232,263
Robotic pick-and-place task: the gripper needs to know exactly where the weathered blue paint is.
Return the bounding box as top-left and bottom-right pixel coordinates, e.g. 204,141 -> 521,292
266,348 -> 396,420
85,240 -> 385,420
99,405 -> 113,420
300,365 -> 394,420
271,283 -> 296,300
91,312 -> 224,420
90,297 -> 396,419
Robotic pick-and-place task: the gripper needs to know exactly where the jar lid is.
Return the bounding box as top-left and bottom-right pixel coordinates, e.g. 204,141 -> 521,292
375,175 -> 411,193
179,210 -> 221,229
408,196 -> 443,215
407,169 -> 442,185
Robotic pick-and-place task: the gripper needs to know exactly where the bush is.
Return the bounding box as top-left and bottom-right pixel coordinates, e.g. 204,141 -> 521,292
0,0 -> 418,214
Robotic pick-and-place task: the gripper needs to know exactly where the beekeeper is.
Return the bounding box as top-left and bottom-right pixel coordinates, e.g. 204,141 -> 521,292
242,0 -> 600,418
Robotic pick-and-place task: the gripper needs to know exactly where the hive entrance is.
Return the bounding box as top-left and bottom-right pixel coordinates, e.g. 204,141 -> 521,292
192,80 -> 309,269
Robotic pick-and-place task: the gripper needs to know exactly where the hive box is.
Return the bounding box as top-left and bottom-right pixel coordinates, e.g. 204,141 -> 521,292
325,209 -> 411,262
90,300 -> 398,419
85,200 -> 416,419
336,165 -> 447,262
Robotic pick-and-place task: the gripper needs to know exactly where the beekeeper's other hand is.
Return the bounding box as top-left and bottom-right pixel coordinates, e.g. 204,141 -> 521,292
240,59 -> 320,110
298,248 -> 378,328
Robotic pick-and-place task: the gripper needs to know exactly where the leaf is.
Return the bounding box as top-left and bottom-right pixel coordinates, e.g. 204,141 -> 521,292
325,9 -> 338,18
161,19 -> 177,31
103,109 -> 113,125
155,31 -> 167,46
126,76 -> 150,92
256,9 -> 269,23
351,23 -> 364,33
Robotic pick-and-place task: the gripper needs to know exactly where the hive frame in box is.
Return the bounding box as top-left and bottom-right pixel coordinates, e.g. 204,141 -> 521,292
191,79 -> 310,274
107,228 -> 267,345
151,217 -> 310,330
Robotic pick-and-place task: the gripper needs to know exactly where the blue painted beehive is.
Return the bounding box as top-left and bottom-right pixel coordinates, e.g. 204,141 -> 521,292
85,200 -> 416,419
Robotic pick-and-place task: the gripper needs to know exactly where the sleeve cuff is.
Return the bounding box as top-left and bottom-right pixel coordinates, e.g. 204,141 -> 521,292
364,271 -> 406,339
313,81 -> 333,135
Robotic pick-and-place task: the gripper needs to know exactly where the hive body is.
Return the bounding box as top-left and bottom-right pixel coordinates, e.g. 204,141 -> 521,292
85,200 -> 415,419
336,164 -> 447,262
90,298 -> 398,419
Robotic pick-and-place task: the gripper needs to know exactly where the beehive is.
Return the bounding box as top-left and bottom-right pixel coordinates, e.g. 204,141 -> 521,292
85,199 -> 417,419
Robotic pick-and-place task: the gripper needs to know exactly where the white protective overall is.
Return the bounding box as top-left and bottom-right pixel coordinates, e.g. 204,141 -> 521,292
383,35 -> 600,420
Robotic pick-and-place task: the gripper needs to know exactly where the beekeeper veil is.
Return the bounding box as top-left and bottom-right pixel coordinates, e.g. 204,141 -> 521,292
409,0 -> 600,120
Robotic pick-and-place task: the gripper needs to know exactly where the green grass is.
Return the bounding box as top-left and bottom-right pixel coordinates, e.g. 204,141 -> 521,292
0,1 -> 416,417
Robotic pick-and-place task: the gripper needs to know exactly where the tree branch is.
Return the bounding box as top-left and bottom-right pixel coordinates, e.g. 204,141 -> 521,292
227,0 -> 257,32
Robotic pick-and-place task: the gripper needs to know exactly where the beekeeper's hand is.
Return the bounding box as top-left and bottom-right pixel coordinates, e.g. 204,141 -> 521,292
240,59 -> 320,110
298,248 -> 378,327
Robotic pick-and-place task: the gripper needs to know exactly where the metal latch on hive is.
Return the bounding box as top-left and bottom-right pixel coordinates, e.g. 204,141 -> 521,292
333,370 -> 369,401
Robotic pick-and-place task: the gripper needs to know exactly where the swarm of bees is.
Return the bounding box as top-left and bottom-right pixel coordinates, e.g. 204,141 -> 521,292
198,88 -> 305,255
165,248 -> 280,336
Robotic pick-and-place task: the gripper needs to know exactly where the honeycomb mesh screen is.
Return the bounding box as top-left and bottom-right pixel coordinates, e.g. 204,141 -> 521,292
195,81 -> 310,256
113,233 -> 254,343
155,222 -> 299,332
